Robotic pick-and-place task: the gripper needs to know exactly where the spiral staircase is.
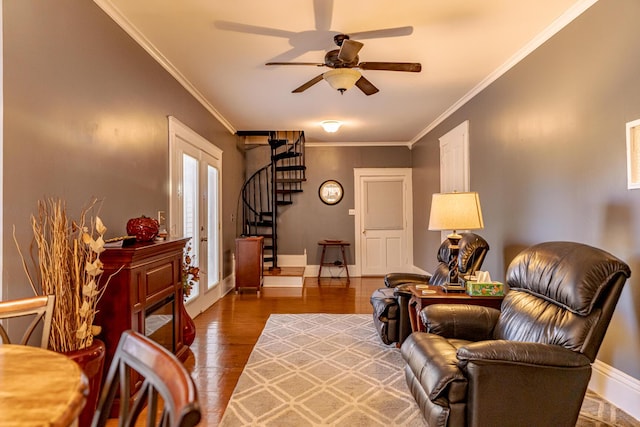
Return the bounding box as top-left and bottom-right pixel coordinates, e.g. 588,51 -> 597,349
238,130 -> 306,273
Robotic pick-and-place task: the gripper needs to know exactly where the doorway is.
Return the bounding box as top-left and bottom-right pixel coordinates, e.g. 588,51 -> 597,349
169,116 -> 223,317
354,168 -> 413,276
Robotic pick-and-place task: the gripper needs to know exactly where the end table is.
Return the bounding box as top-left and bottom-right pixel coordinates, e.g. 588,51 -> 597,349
407,284 -> 505,332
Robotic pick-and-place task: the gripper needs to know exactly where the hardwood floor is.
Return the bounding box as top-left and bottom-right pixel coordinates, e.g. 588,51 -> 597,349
183,276 -> 383,426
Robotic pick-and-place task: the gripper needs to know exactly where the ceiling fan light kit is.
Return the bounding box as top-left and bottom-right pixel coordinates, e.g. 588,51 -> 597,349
321,120 -> 342,133
323,69 -> 361,94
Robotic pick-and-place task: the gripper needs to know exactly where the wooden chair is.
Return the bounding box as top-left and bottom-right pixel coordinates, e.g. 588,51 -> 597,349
0,295 -> 55,348
91,330 -> 201,427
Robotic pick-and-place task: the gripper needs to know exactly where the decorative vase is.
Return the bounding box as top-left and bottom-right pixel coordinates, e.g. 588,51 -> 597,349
65,339 -> 106,427
126,216 -> 159,241
181,300 -> 196,346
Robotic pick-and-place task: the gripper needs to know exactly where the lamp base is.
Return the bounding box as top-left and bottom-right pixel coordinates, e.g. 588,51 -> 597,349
447,231 -> 462,284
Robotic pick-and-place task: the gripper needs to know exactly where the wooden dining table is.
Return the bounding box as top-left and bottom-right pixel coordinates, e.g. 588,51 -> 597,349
0,344 -> 88,426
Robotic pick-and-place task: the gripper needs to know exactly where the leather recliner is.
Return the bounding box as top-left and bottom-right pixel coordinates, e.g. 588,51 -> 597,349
401,241 -> 631,427
370,233 -> 489,346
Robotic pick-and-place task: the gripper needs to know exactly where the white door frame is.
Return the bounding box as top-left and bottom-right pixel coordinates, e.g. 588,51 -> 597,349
168,116 -> 223,317
354,168 -> 413,276
439,120 -> 470,193
0,2 -> 4,300
439,121 -> 470,240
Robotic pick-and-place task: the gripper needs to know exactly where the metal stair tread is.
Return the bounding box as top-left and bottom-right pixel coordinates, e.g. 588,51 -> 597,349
276,189 -> 303,194
272,152 -> 302,161
276,165 -> 306,172
268,139 -> 288,149
276,178 -> 307,183
248,221 -> 273,227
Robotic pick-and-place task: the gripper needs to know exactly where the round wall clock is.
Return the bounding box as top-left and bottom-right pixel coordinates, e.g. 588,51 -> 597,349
318,180 -> 344,205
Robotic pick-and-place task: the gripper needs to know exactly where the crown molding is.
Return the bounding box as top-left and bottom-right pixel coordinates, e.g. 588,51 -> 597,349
93,0 -> 236,135
305,141 -> 412,148
409,0 -> 599,147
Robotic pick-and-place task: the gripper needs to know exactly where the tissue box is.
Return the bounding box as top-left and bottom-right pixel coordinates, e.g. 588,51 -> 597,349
466,281 -> 504,296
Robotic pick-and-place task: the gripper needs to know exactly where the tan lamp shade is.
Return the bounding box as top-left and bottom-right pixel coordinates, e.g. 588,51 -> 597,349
428,192 -> 484,232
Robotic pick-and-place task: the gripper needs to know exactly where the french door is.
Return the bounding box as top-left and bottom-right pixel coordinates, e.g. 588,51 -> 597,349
169,117 -> 222,317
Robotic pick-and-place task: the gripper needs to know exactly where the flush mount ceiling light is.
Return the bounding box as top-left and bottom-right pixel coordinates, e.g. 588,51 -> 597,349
321,120 -> 342,133
322,69 -> 361,94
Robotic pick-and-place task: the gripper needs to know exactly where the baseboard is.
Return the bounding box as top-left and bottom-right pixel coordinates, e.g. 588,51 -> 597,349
263,275 -> 304,287
264,253 -> 306,287
589,359 -> 640,421
277,253 -> 307,267
221,273 -> 235,296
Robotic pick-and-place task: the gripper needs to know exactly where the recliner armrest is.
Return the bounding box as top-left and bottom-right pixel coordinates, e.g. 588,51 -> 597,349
384,272 -> 431,288
401,332 -> 467,403
393,283 -> 413,297
421,304 -> 500,341
457,340 -> 591,368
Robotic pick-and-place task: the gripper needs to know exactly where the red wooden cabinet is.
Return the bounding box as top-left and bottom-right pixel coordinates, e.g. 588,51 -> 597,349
95,238 -> 189,415
96,238 -> 190,373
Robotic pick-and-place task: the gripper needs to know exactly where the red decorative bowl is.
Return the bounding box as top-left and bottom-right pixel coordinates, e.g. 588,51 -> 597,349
126,216 -> 159,242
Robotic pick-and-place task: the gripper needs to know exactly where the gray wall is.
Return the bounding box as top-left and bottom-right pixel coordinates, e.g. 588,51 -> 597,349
3,0 -> 244,300
272,145 -> 412,264
412,0 -> 640,380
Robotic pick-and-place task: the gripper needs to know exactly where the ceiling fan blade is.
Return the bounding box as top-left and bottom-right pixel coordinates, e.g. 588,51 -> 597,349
266,62 -> 325,67
292,74 -> 324,93
214,20 -> 295,39
355,76 -> 379,96
338,39 -> 364,63
358,62 -> 422,72
313,0 -> 333,31
348,26 -> 413,40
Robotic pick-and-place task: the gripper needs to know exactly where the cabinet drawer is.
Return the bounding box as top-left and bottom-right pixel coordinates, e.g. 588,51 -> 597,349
145,261 -> 176,301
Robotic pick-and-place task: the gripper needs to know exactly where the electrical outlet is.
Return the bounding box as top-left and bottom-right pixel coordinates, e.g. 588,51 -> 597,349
157,210 -> 166,226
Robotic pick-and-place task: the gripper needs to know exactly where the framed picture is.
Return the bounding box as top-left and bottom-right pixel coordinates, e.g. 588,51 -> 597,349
626,119 -> 640,189
318,180 -> 344,205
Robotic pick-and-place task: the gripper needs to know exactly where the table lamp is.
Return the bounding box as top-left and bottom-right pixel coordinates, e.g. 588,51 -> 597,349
428,191 -> 484,288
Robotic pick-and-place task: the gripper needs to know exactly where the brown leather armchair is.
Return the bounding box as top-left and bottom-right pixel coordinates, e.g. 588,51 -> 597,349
370,233 -> 489,346
401,241 -> 631,427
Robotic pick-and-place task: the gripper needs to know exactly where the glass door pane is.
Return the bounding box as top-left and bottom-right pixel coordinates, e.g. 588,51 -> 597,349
206,164 -> 219,290
183,153 -> 199,301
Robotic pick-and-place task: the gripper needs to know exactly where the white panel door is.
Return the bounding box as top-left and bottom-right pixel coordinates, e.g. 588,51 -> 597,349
355,169 -> 413,276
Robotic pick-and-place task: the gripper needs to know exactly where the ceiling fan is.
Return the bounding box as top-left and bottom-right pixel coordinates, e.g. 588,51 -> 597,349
266,33 -> 422,96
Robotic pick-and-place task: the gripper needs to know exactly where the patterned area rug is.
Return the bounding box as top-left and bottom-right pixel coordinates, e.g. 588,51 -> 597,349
220,314 -> 638,426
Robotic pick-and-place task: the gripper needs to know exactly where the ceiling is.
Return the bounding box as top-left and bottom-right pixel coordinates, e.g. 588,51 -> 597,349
96,0 -> 593,145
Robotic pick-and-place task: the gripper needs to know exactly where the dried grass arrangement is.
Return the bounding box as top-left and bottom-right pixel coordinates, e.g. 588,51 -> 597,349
16,197 -> 117,352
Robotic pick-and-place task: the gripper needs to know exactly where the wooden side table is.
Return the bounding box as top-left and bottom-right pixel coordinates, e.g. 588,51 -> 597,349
407,284 -> 505,332
317,240 -> 350,283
